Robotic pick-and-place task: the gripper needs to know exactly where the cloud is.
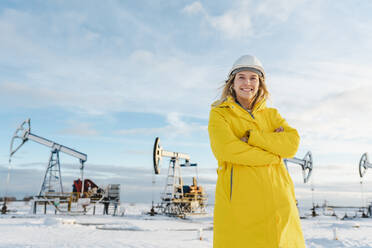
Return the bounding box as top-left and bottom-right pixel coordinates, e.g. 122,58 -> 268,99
182,0 -> 307,39
182,2 -> 205,15
208,10 -> 253,39
59,121 -> 99,137
255,0 -> 307,22
182,1 -> 252,39
0,50 -> 219,117
116,112 -> 207,137
264,58 -> 372,160
0,5 -> 221,118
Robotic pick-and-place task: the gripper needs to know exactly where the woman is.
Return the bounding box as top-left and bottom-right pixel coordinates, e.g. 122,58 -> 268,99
208,55 -> 305,248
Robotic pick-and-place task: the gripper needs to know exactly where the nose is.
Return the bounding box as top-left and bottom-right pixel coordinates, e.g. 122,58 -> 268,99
242,79 -> 253,84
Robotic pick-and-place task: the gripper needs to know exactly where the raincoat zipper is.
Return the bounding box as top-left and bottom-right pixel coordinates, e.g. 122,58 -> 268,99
247,111 -> 255,119
230,167 -> 233,201
235,100 -> 255,119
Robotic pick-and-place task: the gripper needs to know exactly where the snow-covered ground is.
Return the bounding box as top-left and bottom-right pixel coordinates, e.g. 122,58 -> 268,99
1,202 -> 372,248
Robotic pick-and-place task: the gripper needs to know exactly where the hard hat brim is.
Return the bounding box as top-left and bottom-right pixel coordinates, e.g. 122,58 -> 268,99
230,67 -> 264,78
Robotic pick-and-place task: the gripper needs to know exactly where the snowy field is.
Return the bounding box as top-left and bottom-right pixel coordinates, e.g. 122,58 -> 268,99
1,202 -> 372,248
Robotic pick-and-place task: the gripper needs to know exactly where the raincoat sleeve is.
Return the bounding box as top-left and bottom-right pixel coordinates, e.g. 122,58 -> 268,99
208,108 -> 281,166
247,109 -> 299,158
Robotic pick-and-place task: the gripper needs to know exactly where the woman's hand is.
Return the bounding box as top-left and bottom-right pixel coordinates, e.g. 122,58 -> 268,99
274,126 -> 284,133
240,130 -> 251,143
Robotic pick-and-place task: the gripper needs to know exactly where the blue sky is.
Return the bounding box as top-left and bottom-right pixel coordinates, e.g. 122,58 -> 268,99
1,0 -> 372,204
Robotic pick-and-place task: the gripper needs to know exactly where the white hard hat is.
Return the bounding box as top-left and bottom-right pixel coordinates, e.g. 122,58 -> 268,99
228,55 -> 265,79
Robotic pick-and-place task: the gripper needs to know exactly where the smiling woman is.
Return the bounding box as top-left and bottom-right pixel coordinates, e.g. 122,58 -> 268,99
233,71 -> 260,105
208,55 -> 305,248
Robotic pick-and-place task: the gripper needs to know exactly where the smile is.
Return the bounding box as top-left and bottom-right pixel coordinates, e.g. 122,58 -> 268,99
240,88 -> 253,92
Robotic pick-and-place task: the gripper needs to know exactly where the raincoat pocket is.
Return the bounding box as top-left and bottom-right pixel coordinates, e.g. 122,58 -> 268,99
230,167 -> 233,201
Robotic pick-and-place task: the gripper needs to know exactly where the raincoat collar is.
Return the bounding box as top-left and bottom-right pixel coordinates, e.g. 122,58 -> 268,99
223,96 -> 266,114
212,96 -> 266,122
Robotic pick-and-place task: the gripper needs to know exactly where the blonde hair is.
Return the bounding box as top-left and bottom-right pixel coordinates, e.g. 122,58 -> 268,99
214,73 -> 269,109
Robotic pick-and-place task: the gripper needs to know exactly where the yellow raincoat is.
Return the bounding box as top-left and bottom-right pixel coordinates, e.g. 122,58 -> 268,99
208,96 -> 305,248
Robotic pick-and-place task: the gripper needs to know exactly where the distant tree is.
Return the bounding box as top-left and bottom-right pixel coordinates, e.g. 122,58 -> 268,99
0,197 -> 16,202
23,196 -> 34,202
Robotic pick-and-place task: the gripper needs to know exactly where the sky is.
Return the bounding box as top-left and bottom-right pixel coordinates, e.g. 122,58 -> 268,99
1,0 -> 372,205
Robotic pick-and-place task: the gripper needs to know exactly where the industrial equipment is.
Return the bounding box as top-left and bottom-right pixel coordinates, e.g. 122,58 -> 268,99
1,203 -> 7,215
10,118 -> 87,196
152,137 -> 207,217
8,118 -> 120,215
284,151 -> 313,183
358,153 -> 372,217
359,153 -> 372,178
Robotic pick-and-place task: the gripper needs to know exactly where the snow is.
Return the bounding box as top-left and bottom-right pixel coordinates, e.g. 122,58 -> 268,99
1,202 -> 372,247
301,216 -> 372,248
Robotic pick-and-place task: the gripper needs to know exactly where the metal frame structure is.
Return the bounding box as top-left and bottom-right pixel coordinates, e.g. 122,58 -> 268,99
9,118 -> 87,196
284,151 -> 313,183
152,137 -> 207,217
39,149 -> 63,195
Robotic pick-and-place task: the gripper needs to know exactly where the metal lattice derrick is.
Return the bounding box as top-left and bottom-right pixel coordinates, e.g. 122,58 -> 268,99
39,149 -> 63,196
152,137 -> 208,217
161,159 -> 183,202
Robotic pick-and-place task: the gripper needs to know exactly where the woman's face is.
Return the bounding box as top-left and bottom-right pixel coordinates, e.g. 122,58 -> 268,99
233,70 -> 260,104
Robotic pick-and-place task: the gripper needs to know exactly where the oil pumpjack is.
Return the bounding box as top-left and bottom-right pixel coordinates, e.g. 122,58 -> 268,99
284,151 -> 313,183
10,119 -> 87,196
152,137 -> 207,218
284,151 -> 315,216
358,153 -> 372,217
8,118 -> 120,215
